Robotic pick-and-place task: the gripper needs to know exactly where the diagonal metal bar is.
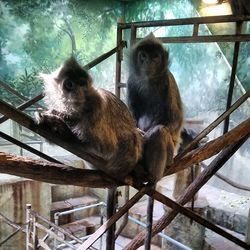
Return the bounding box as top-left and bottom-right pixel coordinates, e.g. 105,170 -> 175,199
0,229 -> 21,247
125,135 -> 249,249
0,93 -> 45,124
176,90 -> 250,160
223,22 -> 242,134
0,79 -> 44,109
76,187 -> 148,250
0,131 -> 61,164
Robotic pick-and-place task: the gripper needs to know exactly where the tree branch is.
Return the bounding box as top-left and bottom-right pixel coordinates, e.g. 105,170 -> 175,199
0,152 -> 118,188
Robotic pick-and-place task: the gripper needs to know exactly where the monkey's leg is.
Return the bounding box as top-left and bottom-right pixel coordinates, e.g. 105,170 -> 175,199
143,125 -> 174,250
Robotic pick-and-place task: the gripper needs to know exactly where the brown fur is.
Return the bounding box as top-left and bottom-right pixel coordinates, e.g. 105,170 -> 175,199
127,33 -> 183,183
36,57 -> 143,180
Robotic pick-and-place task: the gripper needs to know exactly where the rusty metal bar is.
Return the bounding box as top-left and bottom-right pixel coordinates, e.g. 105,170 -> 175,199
118,15 -> 250,29
223,22 -> 243,134
193,23 -> 199,36
84,41 -> 127,70
137,34 -> 250,44
115,21 -> 124,98
130,25 -> 137,47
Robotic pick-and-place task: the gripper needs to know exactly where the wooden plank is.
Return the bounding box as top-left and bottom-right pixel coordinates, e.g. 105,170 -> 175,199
166,117 -> 250,175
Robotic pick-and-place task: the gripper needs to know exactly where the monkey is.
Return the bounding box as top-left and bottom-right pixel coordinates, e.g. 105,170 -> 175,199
229,0 -> 250,15
36,57 -> 143,181
127,33 -> 183,249
127,33 -> 183,183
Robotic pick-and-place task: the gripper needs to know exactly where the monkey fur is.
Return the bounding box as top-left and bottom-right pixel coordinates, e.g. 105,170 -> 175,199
127,33 -> 183,183
36,57 -> 143,181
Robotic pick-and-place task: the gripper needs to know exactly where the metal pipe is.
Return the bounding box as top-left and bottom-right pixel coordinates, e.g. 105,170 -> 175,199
26,204 -> 32,250
128,216 -> 192,250
57,202 -> 105,217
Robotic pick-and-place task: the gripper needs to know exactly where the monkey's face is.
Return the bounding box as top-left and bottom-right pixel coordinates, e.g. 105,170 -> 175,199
132,44 -> 167,77
40,58 -> 93,115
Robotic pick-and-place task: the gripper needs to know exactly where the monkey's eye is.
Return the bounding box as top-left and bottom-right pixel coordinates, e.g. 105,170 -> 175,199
63,79 -> 75,92
138,51 -> 147,63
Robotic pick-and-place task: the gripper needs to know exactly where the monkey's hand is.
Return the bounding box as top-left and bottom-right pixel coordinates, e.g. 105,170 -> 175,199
35,111 -> 75,140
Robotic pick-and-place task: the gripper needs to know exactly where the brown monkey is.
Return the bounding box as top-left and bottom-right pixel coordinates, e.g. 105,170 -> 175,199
127,33 -> 183,182
127,33 -> 183,249
36,57 -> 143,180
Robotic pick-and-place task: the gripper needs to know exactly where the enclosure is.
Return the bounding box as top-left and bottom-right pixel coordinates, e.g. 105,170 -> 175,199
0,0 -> 250,249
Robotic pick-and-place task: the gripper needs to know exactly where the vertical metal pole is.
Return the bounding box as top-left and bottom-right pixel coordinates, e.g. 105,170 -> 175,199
246,208 -> 250,244
32,213 -> 38,250
130,25 -> 137,47
106,188 -> 117,250
100,203 -> 105,250
115,18 -> 124,98
223,22 -> 243,134
54,212 -> 59,250
26,204 -> 31,250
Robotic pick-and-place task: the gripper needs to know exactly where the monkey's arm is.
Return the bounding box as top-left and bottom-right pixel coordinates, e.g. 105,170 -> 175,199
35,111 -> 76,142
127,81 -> 141,123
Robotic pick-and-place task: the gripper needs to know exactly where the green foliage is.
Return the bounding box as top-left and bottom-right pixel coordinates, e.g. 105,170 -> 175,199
0,0 -> 122,103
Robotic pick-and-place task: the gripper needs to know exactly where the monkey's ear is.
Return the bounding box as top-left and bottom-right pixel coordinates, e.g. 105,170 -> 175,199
147,32 -> 156,39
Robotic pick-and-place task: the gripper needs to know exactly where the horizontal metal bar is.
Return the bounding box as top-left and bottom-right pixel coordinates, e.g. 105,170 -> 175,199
136,34 -> 250,43
31,210 -> 83,244
119,15 -> 250,29
128,216 -> 192,250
